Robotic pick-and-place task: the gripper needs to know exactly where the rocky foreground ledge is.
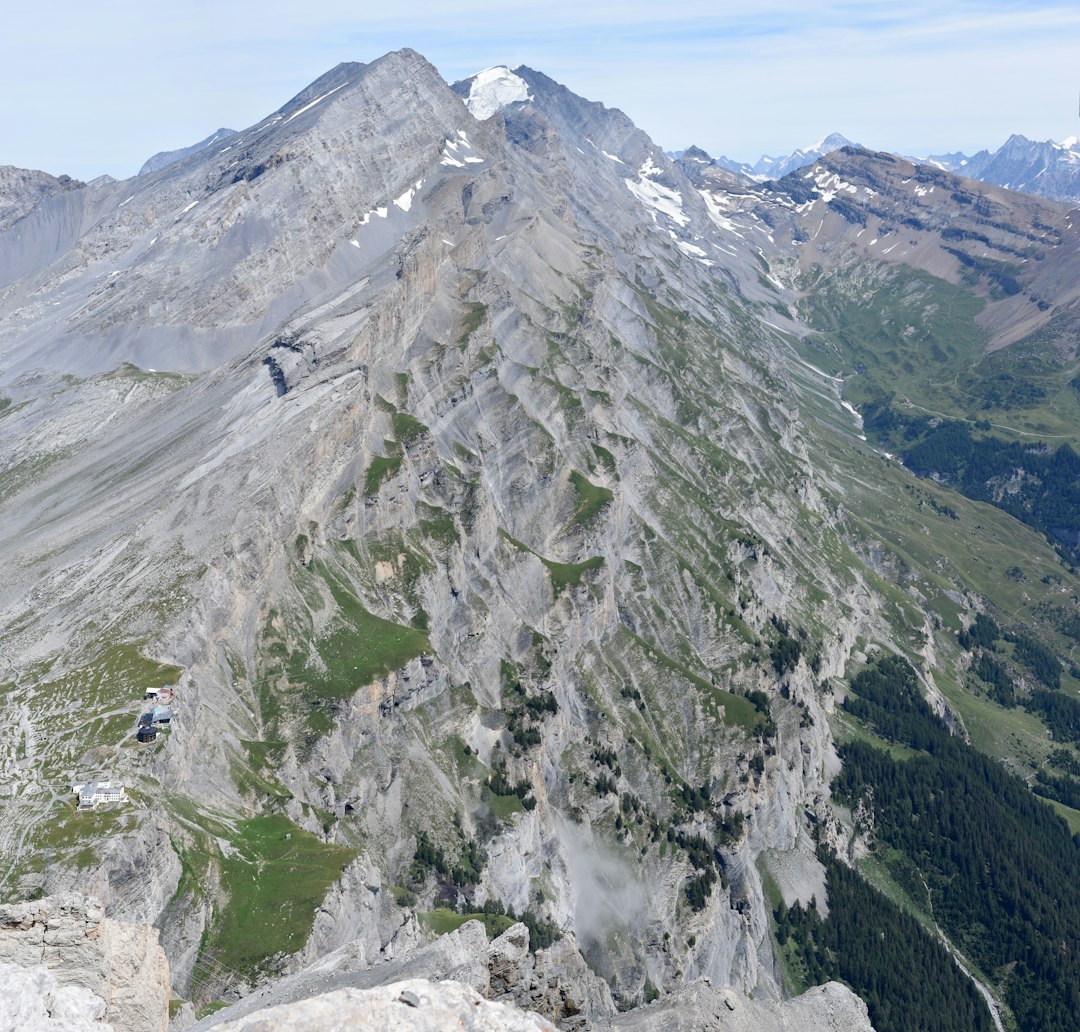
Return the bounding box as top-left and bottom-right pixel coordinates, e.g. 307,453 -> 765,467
211,976 -> 874,1032
200,918 -> 873,1032
0,895 -> 873,1031
0,894 -> 169,1032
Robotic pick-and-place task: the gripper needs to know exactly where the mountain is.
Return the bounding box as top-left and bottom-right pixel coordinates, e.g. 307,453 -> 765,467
704,133 -> 857,181
138,127 -> 237,176
921,133 -> 1080,205
0,165 -> 84,231
2,51 -> 1080,1032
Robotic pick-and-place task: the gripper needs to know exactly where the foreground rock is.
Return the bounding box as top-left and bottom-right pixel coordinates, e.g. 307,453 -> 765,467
208,975 -> 874,1032
0,894 -> 169,1032
194,921 -> 612,1030
0,961 -> 112,1031
487,923 -> 613,1029
594,979 -> 875,1031
214,978 -> 555,1031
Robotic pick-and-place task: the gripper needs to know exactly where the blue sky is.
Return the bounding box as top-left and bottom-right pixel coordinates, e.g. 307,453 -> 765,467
4,1 -> 1079,180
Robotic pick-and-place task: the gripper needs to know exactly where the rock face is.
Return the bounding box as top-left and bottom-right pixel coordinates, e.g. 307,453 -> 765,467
206,975 -> 874,1032
2,44 -> 1058,1032
595,979 -> 875,1031
214,978 -> 557,1032
487,924 -> 613,1030
0,962 -> 111,1031
0,894 -> 169,1032
194,920 -> 612,1031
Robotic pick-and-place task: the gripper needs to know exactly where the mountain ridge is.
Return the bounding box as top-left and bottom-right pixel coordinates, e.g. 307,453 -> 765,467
1,50 -> 1078,1032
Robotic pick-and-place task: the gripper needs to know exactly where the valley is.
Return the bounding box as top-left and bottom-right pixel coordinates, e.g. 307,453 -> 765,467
0,50 -> 1078,1032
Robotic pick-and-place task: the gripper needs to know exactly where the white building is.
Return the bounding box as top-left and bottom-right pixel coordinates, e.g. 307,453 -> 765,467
72,781 -> 126,811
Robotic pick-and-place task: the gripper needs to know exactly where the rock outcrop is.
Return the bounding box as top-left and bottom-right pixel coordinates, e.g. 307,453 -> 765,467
204,975 -> 874,1032
0,962 -> 111,1031
0,894 -> 169,1032
595,978 -> 875,1031
214,978 -> 556,1031
195,920 -> 612,1031
487,923 -> 614,1029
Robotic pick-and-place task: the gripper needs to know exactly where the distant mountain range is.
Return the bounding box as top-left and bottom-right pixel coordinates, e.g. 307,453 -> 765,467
919,133 -> 1080,205
673,132 -> 1080,206
676,133 -> 857,181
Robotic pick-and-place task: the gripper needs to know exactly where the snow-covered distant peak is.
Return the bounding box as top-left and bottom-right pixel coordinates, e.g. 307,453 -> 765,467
462,66 -> 532,121
1060,136 -> 1079,149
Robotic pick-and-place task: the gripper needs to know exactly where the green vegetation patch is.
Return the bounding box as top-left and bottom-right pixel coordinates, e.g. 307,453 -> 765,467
569,470 -> 613,526
287,559 -> 428,706
797,262 -> 988,417
205,813 -> 356,980
498,529 -> 605,595
363,454 -> 403,495
540,554 -> 605,594
419,909 -> 515,938
391,411 -> 428,446
457,301 -> 488,345
836,655 -> 1080,1032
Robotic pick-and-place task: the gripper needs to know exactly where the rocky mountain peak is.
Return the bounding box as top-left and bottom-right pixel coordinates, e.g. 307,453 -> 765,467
2,45 -> 1077,1032
138,128 -> 237,176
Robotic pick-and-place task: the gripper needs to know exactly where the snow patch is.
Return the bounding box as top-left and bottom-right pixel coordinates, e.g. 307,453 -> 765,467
840,399 -> 863,426
393,178 -> 424,212
284,83 -> 346,124
603,151 -> 625,164
640,155 -> 664,178
626,176 -> 690,227
359,206 -> 388,226
440,143 -> 465,168
676,240 -> 708,258
463,66 -> 532,121
697,190 -> 745,238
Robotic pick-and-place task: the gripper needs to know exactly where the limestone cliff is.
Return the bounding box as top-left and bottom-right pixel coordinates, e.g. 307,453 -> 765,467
0,894 -> 169,1032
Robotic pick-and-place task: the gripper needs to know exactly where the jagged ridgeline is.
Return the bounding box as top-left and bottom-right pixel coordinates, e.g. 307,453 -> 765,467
0,49 -> 1078,1029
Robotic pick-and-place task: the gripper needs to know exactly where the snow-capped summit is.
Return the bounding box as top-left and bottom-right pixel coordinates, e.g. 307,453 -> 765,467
456,66 -> 532,121
707,132 -> 856,182
920,134 -> 1080,205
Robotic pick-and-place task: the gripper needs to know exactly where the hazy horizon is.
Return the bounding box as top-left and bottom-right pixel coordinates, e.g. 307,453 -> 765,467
4,1 -> 1079,181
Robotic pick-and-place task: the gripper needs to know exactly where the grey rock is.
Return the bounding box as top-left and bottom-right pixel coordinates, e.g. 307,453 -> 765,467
595,979 -> 875,1031
138,129 -> 237,177
0,894 -> 168,1032
0,962 -> 112,1031
213,978 -> 557,1031
487,924 -> 614,1030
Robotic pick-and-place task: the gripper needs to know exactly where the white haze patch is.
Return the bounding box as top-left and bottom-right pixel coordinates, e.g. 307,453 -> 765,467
556,816 -> 649,948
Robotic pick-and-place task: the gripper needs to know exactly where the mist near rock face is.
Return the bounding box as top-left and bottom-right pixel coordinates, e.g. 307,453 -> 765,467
557,816 -> 650,949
